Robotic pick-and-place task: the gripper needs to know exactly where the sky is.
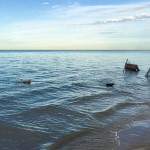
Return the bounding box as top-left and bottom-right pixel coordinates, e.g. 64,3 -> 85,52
0,0 -> 150,50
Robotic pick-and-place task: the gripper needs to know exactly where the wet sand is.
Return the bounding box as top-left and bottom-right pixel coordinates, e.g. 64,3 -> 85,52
117,120 -> 150,150
52,118 -> 150,150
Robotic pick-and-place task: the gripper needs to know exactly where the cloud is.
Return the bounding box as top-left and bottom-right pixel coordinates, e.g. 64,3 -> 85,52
99,31 -> 120,34
52,5 -> 60,9
78,13 -> 150,25
1,1 -> 150,50
42,2 -> 49,5
60,2 -> 150,18
69,2 -> 80,8
111,2 -> 150,13
46,1 -> 150,26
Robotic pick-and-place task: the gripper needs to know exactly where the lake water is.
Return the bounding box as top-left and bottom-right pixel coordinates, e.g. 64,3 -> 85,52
0,50 -> 150,150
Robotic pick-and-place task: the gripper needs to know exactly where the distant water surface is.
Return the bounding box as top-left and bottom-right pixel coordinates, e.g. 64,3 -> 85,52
0,50 -> 150,150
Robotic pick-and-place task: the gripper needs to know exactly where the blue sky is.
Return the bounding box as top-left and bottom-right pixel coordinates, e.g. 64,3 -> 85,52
0,0 -> 150,50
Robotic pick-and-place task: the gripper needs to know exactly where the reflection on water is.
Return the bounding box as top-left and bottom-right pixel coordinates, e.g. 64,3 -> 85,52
0,50 -> 150,150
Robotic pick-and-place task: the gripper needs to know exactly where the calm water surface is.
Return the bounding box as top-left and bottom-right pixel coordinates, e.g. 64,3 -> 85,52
0,50 -> 150,150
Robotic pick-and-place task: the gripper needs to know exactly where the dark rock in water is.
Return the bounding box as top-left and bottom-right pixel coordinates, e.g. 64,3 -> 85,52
21,79 -> 32,84
106,83 -> 114,87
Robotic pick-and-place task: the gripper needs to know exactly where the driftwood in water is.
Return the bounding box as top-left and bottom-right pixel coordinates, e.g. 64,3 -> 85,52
145,68 -> 150,77
124,59 -> 140,72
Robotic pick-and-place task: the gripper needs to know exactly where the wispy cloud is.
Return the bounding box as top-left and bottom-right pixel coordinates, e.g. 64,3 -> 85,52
46,1 -> 150,25
69,2 -> 80,8
59,2 -> 150,17
110,2 -> 150,13
42,2 -> 49,5
99,31 -> 120,34
80,13 -> 150,25
52,5 -> 60,9
1,1 -> 150,50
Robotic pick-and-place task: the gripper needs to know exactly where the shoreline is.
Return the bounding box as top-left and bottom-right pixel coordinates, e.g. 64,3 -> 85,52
52,117 -> 150,150
117,120 -> 150,150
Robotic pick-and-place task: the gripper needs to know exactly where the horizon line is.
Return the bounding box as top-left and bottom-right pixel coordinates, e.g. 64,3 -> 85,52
0,49 -> 150,51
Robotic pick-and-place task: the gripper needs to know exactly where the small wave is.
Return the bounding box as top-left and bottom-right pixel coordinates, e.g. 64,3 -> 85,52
1,84 -> 60,102
71,82 -> 103,89
72,92 -> 113,104
49,128 -> 93,150
71,82 -> 86,86
114,89 -> 133,97
0,119 -> 51,150
15,103 -> 85,119
30,86 -> 60,95
94,101 -> 150,119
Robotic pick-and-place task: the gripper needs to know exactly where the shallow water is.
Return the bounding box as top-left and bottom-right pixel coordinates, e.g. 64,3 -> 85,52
0,50 -> 150,150
117,120 -> 150,150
